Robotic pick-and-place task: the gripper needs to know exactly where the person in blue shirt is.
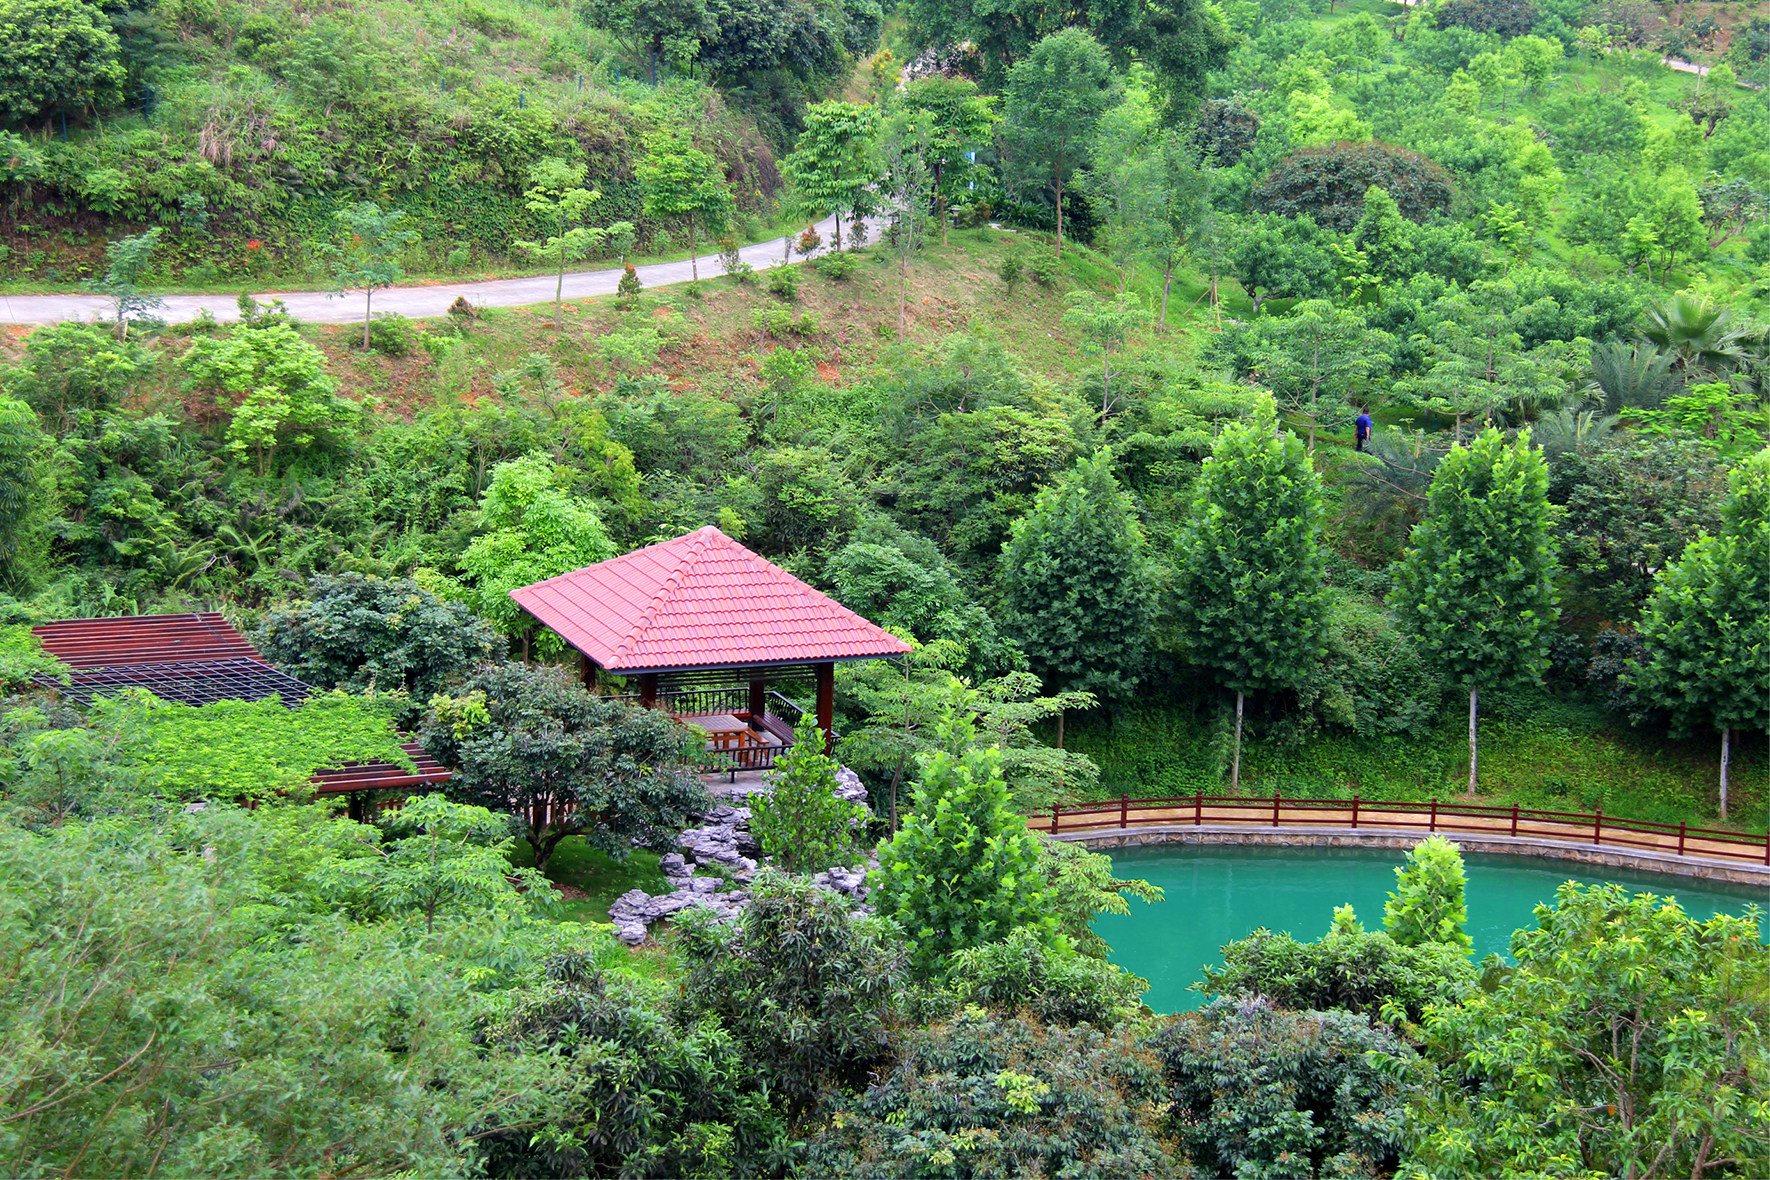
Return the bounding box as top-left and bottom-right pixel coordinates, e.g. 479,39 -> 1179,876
1354,409 -> 1372,453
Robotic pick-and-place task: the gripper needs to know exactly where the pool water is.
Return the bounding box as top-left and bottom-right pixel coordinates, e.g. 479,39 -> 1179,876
1093,844 -> 1770,1013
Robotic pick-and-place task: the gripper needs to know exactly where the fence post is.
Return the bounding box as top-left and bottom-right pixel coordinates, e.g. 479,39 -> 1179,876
1429,797 -> 1437,832
1120,792 -> 1128,829
1052,802 -> 1061,834
1351,795 -> 1359,829
1510,803 -> 1519,837
1678,821 -> 1686,857
1593,807 -> 1602,847
1272,791 -> 1281,828
1195,791 -> 1202,826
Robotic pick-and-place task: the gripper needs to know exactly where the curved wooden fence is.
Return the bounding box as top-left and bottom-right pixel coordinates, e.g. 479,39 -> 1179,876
1030,793 -> 1770,866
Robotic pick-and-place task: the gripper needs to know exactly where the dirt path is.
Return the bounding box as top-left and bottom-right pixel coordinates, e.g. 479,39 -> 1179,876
0,212 -> 878,327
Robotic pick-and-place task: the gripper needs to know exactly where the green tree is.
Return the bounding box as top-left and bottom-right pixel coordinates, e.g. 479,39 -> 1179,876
330,793 -> 550,933
1151,998 -> 1421,1178
255,573 -> 500,724
897,77 -> 998,243
869,718 -> 1052,974
1226,211 -> 1336,313
1000,27 -> 1117,259
1,322 -> 148,437
1000,448 -> 1156,730
457,452 -> 617,646
421,661 -> 708,872
1382,835 -> 1473,953
1217,299 -> 1391,451
1406,883 -> 1770,1178
897,0 -> 1229,114
780,100 -> 879,251
1626,449 -> 1769,821
637,137 -> 732,281
578,0 -> 710,81
1173,417 -> 1330,791
1197,925 -> 1478,1029
0,396 -> 46,590
1061,291 -> 1153,419
877,108 -> 933,341
1393,428 -> 1559,796
0,809 -> 573,1176
81,227 -> 162,340
676,870 -> 907,1111
318,203 -> 420,350
748,722 -> 869,872
512,158 -> 630,331
0,0 -> 123,124
182,321 -> 358,476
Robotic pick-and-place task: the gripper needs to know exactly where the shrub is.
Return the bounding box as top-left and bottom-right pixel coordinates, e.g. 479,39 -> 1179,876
1254,142 -> 1456,231
869,724 -> 1054,974
367,312 -> 417,357
255,573 -> 498,726
764,263 -> 799,300
948,927 -> 1149,1026
807,1011 -> 1176,1177
796,225 -> 822,256
1033,834 -> 1163,959
598,324 -> 666,369
748,723 -> 868,872
615,262 -> 641,298
676,871 -> 907,1111
1149,996 -> 1420,1178
815,250 -> 858,281
998,253 -> 1024,294
1407,883 -> 1770,1179
1383,836 -> 1472,953
1027,252 -> 1062,288
1,322 -> 148,436
715,234 -> 748,282
1196,926 -> 1479,1029
486,967 -> 792,1177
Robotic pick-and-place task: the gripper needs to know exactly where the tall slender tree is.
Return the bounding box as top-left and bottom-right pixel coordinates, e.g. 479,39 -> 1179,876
1393,428 -> 1559,795
877,109 -> 933,341
1174,416 -> 1330,790
320,204 -> 419,350
638,137 -> 732,281
1627,448 -> 1769,820
780,101 -> 879,251
1000,28 -> 1117,259
897,77 -> 998,244
1000,448 -> 1155,746
512,158 -> 630,331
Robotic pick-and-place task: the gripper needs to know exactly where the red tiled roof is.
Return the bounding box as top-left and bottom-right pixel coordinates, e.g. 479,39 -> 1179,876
510,526 -> 913,672
34,612 -> 265,668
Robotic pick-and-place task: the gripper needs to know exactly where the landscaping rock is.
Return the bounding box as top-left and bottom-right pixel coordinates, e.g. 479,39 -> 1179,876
611,764 -> 877,935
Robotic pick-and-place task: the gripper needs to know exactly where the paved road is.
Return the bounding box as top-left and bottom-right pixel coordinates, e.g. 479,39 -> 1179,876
0,212 -> 873,327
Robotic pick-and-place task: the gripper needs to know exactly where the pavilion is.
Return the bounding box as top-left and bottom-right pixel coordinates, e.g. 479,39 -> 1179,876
510,526 -> 912,770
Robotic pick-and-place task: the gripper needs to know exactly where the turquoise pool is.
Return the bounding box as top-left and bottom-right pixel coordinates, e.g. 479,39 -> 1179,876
1093,843 -> 1770,1013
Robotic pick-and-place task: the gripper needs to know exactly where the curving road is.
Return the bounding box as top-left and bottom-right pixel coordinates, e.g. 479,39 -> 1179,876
0,213 -> 872,326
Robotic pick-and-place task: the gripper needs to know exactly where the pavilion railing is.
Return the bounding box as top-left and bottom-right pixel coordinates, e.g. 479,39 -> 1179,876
605,688 -> 809,773
1030,792 -> 1770,867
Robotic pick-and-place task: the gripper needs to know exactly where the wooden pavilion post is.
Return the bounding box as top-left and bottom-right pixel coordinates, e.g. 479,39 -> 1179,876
639,673 -> 659,710
814,661 -> 835,752
748,675 -> 767,731
581,653 -> 597,691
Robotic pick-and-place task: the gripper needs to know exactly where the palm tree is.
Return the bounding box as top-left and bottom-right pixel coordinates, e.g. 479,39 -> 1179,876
1639,292 -> 1750,382
1587,340 -> 1678,413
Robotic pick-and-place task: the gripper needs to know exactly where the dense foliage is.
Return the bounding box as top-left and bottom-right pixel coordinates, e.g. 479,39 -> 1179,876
0,0 -> 1767,1173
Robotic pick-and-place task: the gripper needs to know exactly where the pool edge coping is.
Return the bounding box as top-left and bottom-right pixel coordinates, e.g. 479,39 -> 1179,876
1052,825 -> 1770,888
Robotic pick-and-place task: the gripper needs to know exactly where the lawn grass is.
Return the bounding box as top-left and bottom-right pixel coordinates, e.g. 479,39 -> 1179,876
508,836 -> 672,922
1064,697 -> 1769,834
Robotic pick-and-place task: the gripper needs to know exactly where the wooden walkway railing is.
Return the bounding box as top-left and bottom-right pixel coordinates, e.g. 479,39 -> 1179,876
1031,793 -> 1770,867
